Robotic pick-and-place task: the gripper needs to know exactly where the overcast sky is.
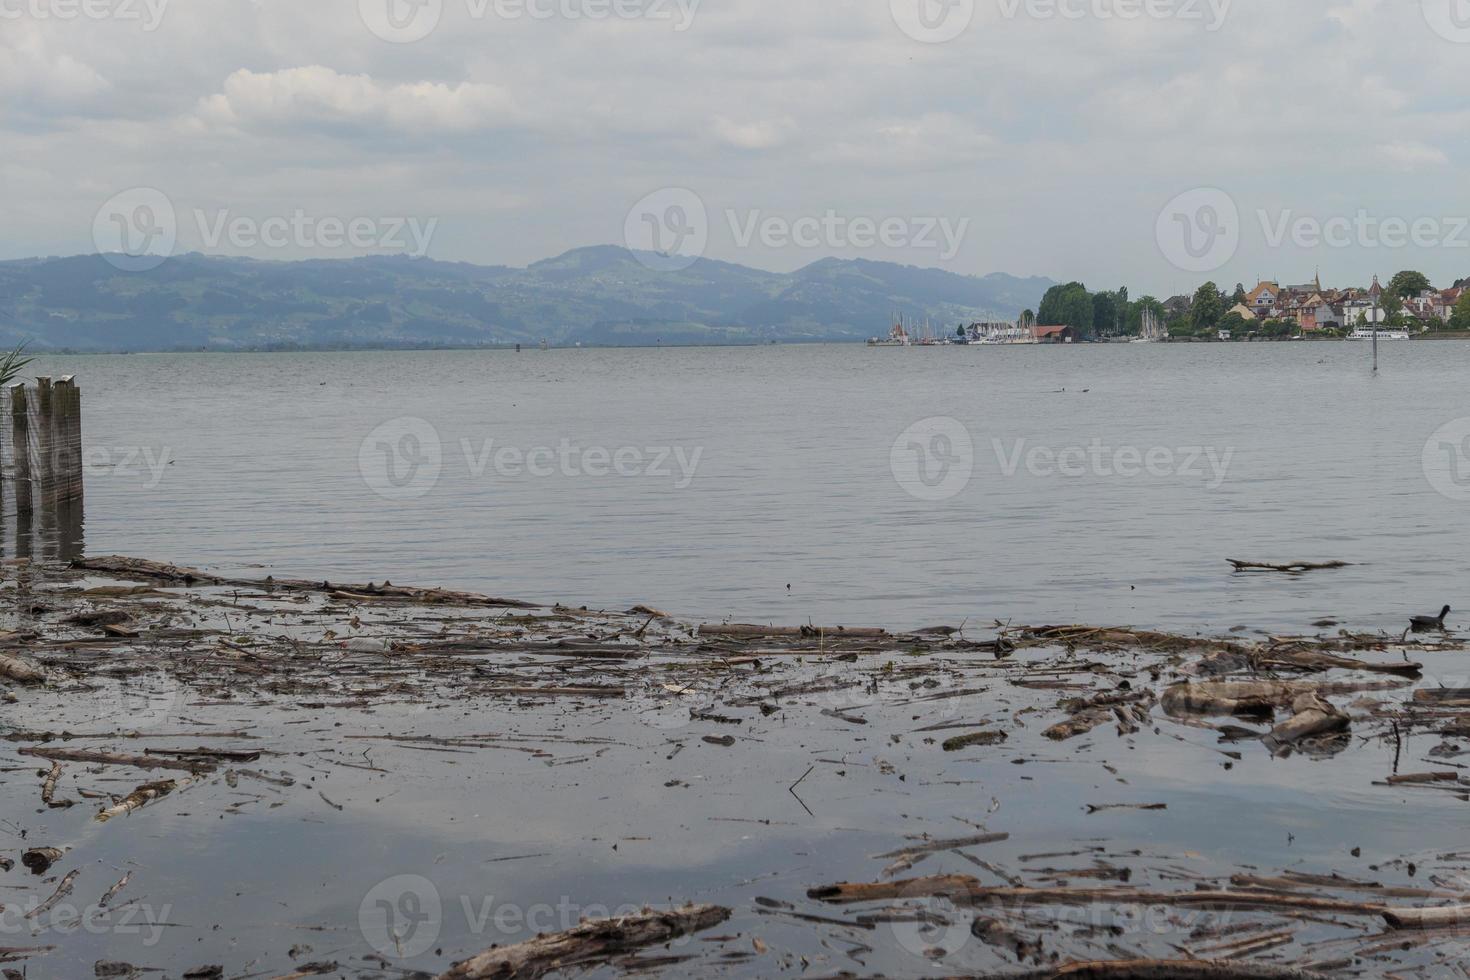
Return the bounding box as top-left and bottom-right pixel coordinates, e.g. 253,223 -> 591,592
5,0 -> 1469,296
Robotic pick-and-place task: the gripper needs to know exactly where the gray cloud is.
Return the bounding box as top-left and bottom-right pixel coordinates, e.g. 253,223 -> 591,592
2,0 -> 1467,295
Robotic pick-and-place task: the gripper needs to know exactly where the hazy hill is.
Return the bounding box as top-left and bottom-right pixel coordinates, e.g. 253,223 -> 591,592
0,248 -> 1053,351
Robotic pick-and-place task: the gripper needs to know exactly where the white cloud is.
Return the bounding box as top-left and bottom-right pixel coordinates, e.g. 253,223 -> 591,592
709,116 -> 795,150
194,66 -> 517,133
1376,141 -> 1450,172
0,28 -> 110,112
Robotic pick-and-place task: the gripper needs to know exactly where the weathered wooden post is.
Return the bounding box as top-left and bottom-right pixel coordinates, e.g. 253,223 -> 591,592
54,377 -> 84,559
52,378 -> 83,508
33,377 -> 55,510
71,379 -> 84,505
10,384 -> 31,516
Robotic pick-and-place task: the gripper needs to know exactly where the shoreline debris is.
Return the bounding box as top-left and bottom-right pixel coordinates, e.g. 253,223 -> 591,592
0,555 -> 1466,976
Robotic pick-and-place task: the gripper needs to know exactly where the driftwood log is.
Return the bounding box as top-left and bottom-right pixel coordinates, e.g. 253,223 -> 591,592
0,652 -> 47,684
1415,688 -> 1470,709
807,875 -> 1388,917
1381,904 -> 1470,929
1161,679 -> 1404,718
26,869 -> 80,919
1264,693 -> 1349,750
989,959 -> 1332,980
943,730 -> 1008,751
21,847 -> 64,874
1375,769 -> 1458,787
1259,648 -> 1422,678
434,904 -> 731,980
1044,708 -> 1116,741
40,761 -> 74,808
97,778 -> 186,822
1046,690 -> 1153,740
1229,872 -> 1451,900
19,747 -> 215,774
99,871 -> 132,908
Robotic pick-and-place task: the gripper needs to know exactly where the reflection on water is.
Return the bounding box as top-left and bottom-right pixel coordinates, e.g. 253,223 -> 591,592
0,485 -> 85,561
3,494 -> 86,561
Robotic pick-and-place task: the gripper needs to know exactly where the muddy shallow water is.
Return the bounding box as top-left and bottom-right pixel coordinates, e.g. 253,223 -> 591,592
2,559 -> 1469,978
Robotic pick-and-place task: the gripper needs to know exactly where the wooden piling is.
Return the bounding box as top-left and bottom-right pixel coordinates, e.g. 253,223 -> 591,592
33,377 -> 56,510
10,384 -> 32,516
52,378 -> 83,507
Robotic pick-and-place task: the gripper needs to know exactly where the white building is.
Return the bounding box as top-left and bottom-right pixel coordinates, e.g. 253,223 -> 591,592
1341,300 -> 1386,327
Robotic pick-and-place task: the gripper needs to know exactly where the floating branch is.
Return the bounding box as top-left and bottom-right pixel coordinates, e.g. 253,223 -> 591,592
807,875 -> 1392,917
40,761 -> 74,809
97,778 -> 187,823
26,869 -> 79,920
74,556 -> 536,608
19,747 -> 215,774
1228,560 -> 1352,574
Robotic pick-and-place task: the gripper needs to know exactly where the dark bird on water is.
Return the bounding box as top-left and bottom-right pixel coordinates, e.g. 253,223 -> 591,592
1410,605 -> 1451,632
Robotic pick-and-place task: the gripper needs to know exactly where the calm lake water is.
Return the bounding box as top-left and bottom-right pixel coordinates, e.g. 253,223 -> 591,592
22,340 -> 1470,634
7,341 -> 1470,978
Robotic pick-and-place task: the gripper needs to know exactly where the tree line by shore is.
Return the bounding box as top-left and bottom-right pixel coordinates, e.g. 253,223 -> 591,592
1032,270 -> 1470,341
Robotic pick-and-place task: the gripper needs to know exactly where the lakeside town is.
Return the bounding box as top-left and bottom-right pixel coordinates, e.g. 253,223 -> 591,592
874,270 -> 1470,345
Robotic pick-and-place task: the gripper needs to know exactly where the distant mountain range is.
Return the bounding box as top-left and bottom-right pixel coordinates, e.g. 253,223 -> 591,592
0,247 -> 1053,351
